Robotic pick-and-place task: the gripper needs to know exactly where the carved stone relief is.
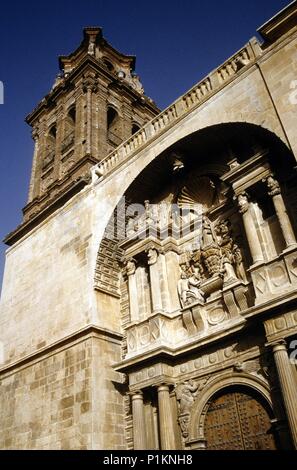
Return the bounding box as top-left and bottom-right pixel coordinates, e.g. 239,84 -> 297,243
175,377 -> 209,438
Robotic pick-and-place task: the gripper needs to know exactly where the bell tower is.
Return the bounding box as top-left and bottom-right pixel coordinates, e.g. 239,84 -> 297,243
23,27 -> 159,222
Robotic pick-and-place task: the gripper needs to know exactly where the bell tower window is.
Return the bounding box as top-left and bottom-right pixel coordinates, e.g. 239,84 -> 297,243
107,106 -> 122,146
43,124 -> 56,169
62,105 -> 76,154
132,122 -> 141,135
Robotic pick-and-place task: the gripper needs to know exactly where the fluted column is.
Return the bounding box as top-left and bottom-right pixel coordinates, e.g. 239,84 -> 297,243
157,385 -> 176,450
264,175 -> 297,249
237,192 -> 264,264
132,392 -> 147,450
147,248 -> 163,312
126,259 -> 138,322
159,253 -> 171,312
271,340 -> 297,448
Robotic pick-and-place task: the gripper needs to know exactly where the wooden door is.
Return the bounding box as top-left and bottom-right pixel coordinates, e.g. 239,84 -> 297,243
204,387 -> 277,450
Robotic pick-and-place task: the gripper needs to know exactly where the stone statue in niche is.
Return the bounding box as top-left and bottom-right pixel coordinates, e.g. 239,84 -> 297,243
126,215 -> 137,236
215,220 -> 238,283
177,270 -> 205,308
233,244 -> 247,282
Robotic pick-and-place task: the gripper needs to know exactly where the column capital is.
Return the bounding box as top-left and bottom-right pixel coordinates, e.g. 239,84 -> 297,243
125,258 -> 136,276
157,384 -> 170,393
131,390 -> 144,401
269,339 -> 287,352
236,192 -> 249,214
147,247 -> 159,265
263,174 -> 281,197
82,75 -> 98,93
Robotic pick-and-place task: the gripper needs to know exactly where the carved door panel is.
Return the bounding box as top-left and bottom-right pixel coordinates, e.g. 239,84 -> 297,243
205,388 -> 277,450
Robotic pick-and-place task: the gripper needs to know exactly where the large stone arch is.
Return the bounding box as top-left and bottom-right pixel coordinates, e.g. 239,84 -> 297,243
96,120 -> 293,207
187,372 -> 273,446
92,121 -> 295,294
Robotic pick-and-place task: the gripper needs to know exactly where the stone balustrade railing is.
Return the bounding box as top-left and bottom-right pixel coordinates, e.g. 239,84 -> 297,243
92,40 -> 260,181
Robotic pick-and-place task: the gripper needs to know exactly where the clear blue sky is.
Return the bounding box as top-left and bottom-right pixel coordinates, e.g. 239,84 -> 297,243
0,0 -> 290,290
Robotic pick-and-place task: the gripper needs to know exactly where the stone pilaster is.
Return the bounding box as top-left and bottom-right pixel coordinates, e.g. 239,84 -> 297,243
126,259 -> 138,322
157,384 -> 176,450
54,107 -> 64,181
237,192 -> 264,264
159,253 -> 171,312
270,340 -> 297,448
164,251 -> 181,311
132,392 -> 147,450
28,127 -> 40,202
83,75 -> 97,156
147,248 -> 163,312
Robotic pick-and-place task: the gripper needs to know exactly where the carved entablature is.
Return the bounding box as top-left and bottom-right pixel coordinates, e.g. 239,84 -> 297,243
264,311 -> 297,342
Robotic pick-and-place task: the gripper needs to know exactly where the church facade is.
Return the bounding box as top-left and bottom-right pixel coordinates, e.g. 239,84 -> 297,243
1,2 -> 297,450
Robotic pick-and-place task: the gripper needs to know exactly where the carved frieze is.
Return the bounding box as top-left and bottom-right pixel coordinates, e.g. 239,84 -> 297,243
264,310 -> 297,341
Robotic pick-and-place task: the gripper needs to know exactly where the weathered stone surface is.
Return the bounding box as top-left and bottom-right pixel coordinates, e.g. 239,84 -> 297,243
1,4 -> 297,451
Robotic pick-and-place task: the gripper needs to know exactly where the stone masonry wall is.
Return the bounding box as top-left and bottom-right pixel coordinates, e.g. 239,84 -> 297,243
0,332 -> 125,449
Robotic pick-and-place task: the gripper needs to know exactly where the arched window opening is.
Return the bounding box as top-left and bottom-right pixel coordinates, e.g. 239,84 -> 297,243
132,122 -> 141,135
62,105 -> 76,153
68,105 -> 76,124
43,124 -> 56,169
107,106 -> 122,146
103,59 -> 114,72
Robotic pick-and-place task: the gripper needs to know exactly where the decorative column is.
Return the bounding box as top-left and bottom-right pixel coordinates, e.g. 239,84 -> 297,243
264,175 -> 297,249
159,253 -> 171,312
164,251 -> 181,311
54,106 -> 64,180
237,192 -> 264,264
270,340 -> 297,448
83,74 -> 97,156
132,391 -> 147,450
157,384 -> 176,450
74,86 -> 85,160
126,259 -> 138,322
27,127 -> 40,202
147,248 -> 163,312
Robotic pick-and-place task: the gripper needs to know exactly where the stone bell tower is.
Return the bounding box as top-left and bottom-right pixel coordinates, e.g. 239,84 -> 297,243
21,27 -> 159,225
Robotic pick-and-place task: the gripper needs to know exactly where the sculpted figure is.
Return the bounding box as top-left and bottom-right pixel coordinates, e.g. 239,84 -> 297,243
176,380 -> 199,414
202,216 -> 216,247
233,244 -> 247,282
147,247 -> 158,265
126,259 -> 136,276
237,193 -> 249,213
178,272 -> 204,307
